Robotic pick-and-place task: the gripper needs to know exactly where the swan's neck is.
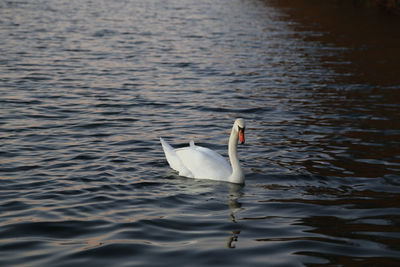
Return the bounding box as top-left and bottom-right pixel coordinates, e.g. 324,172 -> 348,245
228,126 -> 244,184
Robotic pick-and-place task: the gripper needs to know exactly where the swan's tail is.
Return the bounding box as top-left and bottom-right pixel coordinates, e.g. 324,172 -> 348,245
160,137 -> 180,171
160,137 -> 194,178
160,137 -> 174,151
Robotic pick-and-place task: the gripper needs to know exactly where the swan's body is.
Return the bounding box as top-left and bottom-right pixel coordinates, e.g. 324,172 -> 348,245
160,118 -> 246,184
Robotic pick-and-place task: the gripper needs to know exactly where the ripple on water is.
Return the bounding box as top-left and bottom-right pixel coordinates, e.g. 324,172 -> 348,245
1,0 -> 400,266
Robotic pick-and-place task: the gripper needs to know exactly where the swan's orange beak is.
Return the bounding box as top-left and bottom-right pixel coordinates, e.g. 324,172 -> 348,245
239,129 -> 245,144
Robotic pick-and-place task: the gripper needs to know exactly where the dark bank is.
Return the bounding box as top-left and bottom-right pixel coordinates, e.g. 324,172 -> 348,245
265,0 -> 400,86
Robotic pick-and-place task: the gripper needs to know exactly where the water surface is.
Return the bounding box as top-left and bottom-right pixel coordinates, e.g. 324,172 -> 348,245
1,0 -> 400,266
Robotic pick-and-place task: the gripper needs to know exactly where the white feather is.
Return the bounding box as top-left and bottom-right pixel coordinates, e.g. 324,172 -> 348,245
160,118 -> 246,184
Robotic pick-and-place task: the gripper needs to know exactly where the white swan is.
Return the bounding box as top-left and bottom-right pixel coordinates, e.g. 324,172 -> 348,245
160,118 -> 246,184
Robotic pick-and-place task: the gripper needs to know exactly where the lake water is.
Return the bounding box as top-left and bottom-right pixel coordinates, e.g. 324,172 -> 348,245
1,0 -> 400,266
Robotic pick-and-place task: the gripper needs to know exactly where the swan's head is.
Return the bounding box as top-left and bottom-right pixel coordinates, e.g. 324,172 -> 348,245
234,118 -> 246,144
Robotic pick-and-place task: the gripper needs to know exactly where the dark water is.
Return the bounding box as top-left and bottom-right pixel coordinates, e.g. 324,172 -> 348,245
1,0 -> 400,266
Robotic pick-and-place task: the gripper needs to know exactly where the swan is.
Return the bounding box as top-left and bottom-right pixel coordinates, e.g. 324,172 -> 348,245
160,118 -> 246,184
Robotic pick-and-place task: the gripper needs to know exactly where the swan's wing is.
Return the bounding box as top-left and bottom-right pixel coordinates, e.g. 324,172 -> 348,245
160,138 -> 193,177
175,144 -> 232,180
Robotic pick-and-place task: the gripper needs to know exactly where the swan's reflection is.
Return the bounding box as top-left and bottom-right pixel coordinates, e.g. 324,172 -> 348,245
226,184 -> 243,248
227,230 -> 241,248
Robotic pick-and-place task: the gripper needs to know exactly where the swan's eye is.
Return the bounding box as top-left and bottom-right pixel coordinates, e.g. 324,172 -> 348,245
238,126 -> 245,132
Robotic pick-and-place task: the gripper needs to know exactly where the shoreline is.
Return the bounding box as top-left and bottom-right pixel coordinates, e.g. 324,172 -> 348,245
354,0 -> 400,15
355,0 -> 400,15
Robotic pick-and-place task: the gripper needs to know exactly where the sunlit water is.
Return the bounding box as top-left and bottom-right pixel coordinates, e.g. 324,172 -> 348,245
1,0 -> 400,266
